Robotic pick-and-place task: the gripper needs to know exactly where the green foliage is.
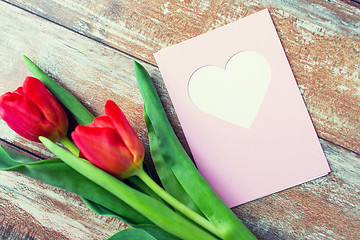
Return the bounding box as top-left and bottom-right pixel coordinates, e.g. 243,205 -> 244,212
0,145 -> 148,225
144,106 -> 203,215
0,57 -> 257,240
0,144 -> 194,240
39,137 -> 217,240
108,228 -> 157,240
0,144 -> 36,168
134,61 -> 257,239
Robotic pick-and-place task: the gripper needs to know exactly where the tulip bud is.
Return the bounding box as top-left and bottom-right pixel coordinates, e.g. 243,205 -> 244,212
0,76 -> 68,142
71,100 -> 144,179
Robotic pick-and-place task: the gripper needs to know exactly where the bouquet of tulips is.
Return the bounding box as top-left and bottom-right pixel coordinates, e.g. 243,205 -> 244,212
0,56 -> 257,240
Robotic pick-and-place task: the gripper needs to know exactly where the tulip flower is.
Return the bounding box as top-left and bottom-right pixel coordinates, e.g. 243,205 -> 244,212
0,58 -> 257,240
0,76 -> 68,142
69,100 -> 222,239
71,100 -> 144,179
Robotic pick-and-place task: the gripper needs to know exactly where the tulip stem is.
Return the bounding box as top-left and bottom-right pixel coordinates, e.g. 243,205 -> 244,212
59,137 -> 80,156
136,168 -> 224,239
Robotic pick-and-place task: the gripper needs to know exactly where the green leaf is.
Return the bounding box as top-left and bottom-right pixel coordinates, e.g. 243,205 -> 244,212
0,144 -> 178,239
108,225 -> 183,240
134,61 -> 257,239
1,154 -> 149,226
126,176 -> 164,204
22,55 -> 95,125
108,228 -> 157,240
0,146 -> 181,239
0,145 -> 36,169
81,198 -> 136,225
144,106 -> 202,215
136,225 -> 181,240
40,136 -> 219,240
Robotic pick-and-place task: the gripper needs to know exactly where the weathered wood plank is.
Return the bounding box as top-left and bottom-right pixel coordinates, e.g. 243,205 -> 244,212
3,0 -> 360,153
0,171 -> 129,239
340,0 -> 360,8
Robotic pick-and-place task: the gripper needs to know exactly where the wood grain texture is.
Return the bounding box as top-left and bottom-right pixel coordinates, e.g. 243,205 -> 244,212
340,0 -> 360,8
4,0 -> 360,154
0,0 -> 359,239
0,171 -> 129,239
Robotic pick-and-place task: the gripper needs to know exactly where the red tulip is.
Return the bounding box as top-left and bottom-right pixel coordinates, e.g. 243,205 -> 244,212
71,100 -> 144,179
0,76 -> 68,142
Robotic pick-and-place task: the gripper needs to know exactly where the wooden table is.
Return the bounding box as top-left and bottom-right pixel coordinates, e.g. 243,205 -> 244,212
0,0 -> 359,239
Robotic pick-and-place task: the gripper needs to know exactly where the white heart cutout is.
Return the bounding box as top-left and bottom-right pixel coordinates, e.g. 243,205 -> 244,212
188,51 -> 271,128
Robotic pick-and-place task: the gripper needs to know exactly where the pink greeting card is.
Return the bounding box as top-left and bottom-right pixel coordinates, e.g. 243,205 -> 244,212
154,9 -> 331,207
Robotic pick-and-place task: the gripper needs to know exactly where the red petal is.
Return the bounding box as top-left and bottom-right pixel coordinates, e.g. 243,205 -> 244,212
23,77 -> 68,137
0,91 -> 55,142
72,125 -> 134,175
105,100 -> 144,162
87,116 -> 116,130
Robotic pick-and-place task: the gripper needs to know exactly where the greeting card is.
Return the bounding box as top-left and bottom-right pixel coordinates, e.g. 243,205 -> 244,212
154,9 -> 330,207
